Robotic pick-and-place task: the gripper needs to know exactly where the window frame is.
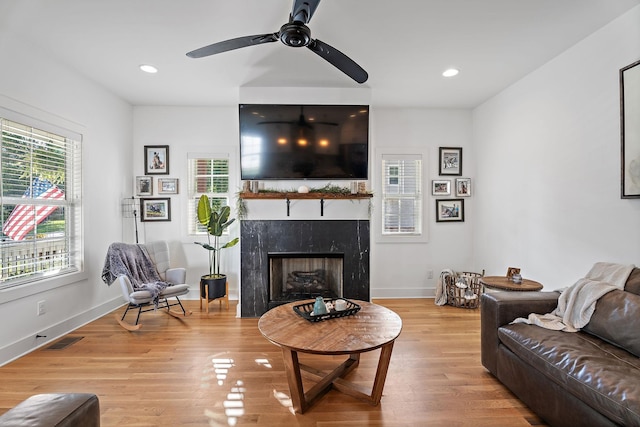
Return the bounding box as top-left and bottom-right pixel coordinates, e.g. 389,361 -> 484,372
0,105 -> 84,297
187,152 -> 234,236
374,146 -> 428,243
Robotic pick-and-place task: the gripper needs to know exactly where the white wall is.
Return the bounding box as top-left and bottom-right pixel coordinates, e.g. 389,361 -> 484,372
0,32 -> 133,365
473,6 -> 640,290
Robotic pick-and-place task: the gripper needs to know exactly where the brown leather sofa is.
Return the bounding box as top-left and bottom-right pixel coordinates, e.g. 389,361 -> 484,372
0,393 -> 99,426
481,268 -> 640,427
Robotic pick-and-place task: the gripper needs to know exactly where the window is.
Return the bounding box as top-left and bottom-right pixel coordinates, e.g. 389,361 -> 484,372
0,117 -> 82,289
188,153 -> 231,234
376,148 -> 427,243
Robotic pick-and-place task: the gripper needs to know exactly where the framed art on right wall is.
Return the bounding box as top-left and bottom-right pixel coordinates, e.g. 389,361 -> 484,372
439,147 -> 462,176
436,199 -> 464,222
621,59 -> 640,198
455,178 -> 471,197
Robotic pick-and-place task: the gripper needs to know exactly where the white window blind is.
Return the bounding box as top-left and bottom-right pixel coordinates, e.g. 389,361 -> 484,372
381,154 -> 422,235
0,118 -> 82,288
187,154 -> 231,235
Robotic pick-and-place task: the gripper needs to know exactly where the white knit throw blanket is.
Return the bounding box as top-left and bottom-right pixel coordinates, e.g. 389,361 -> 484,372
512,262 -> 635,332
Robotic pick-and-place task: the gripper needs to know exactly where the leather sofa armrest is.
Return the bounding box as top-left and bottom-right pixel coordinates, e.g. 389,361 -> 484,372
480,291 -> 560,376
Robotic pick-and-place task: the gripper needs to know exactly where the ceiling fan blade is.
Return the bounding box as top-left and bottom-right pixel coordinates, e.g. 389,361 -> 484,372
291,0 -> 321,24
307,38 -> 368,84
186,33 -> 279,58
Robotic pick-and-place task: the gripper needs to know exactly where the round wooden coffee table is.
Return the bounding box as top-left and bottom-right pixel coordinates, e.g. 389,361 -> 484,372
480,276 -> 543,291
258,300 -> 402,414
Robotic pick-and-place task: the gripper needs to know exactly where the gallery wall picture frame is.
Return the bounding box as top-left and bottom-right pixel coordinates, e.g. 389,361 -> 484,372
140,198 -> 171,222
158,178 -> 179,194
439,147 -> 462,176
435,198 -> 464,222
432,180 -> 451,196
135,176 -> 153,196
620,59 -> 640,198
144,145 -> 169,175
455,178 -> 472,197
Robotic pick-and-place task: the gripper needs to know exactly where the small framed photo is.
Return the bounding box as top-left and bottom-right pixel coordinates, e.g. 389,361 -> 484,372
144,145 -> 169,175
135,176 -> 153,196
140,198 -> 171,222
432,180 -> 451,196
158,178 -> 179,194
439,147 -> 462,176
506,267 -> 521,279
436,198 -> 464,222
455,178 -> 471,197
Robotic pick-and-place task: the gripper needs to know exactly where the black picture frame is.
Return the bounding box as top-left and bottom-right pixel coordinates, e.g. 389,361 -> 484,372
435,198 -> 464,222
439,147 -> 462,176
144,145 -> 169,175
621,59 -> 640,198
140,198 -> 171,222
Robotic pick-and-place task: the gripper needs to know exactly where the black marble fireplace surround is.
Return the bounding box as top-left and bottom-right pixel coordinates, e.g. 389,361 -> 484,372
240,220 -> 370,317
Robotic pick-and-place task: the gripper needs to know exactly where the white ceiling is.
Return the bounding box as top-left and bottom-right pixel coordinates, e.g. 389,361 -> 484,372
2,0 -> 639,108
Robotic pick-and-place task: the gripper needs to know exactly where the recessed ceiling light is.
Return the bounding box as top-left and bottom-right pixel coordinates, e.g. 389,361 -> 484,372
442,68 -> 459,77
139,64 -> 158,74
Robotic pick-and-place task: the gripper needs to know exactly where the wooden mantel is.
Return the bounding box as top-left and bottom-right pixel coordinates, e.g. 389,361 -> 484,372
238,191 -> 373,200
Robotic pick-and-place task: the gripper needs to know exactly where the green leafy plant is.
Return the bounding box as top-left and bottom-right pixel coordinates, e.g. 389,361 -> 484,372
194,195 -> 239,278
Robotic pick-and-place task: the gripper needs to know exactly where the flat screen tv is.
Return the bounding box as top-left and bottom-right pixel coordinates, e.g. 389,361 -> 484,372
239,104 -> 369,180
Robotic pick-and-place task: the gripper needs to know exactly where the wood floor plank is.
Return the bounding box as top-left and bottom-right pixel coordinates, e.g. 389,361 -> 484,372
0,298 -> 547,426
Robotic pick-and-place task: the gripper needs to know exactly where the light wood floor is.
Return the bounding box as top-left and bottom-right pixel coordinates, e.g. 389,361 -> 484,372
0,299 -> 547,426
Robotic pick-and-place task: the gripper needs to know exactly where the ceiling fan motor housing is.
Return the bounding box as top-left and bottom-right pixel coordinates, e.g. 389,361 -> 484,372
279,23 -> 311,47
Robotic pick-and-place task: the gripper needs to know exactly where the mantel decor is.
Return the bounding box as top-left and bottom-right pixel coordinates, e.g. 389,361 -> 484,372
621,59 -> 640,198
237,184 -> 373,218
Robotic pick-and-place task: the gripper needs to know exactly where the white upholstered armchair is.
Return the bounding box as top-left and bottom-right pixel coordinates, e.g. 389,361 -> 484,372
102,241 -> 192,330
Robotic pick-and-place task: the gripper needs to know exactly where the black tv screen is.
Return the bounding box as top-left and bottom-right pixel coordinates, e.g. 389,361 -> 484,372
239,104 -> 369,180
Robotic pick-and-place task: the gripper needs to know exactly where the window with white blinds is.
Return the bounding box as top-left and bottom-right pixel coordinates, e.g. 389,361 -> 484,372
187,154 -> 231,234
382,154 -> 423,235
0,117 -> 82,288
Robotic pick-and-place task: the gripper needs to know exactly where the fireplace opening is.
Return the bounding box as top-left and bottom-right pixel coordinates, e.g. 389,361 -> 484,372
269,252 -> 344,307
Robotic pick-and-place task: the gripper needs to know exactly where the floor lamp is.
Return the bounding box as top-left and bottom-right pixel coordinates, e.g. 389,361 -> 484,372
121,197 -> 139,244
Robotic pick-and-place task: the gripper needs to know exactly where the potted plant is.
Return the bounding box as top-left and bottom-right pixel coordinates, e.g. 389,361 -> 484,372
194,195 -> 239,300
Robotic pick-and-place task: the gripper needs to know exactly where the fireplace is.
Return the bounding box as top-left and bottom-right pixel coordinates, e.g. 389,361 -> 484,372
269,252 -> 343,307
240,220 -> 369,317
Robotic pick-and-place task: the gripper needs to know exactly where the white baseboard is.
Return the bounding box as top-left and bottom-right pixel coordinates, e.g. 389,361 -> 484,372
0,296 -> 123,367
371,288 -> 436,299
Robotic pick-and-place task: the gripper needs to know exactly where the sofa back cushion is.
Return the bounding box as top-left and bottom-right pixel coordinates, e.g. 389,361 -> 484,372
583,288 -> 640,357
624,267 -> 640,296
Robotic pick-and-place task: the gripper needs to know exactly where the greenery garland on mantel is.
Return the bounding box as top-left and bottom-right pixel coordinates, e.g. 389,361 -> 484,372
235,184 -> 373,219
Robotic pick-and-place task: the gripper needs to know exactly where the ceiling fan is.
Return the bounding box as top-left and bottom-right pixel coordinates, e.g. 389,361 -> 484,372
186,0 -> 368,84
259,106 -> 338,128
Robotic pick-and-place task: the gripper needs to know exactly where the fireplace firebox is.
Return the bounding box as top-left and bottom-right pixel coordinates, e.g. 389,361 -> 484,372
269,252 -> 343,307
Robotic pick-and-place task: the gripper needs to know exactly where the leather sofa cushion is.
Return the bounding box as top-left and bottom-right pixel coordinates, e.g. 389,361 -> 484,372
498,324 -> 640,426
625,267 -> 640,296
583,289 -> 640,357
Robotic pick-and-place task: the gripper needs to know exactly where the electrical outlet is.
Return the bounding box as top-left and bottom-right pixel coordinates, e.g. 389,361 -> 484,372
37,300 -> 46,316
427,270 -> 434,279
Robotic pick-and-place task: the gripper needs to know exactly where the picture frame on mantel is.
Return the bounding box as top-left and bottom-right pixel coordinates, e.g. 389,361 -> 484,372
439,147 -> 462,176
144,145 -> 169,175
621,59 -> 640,198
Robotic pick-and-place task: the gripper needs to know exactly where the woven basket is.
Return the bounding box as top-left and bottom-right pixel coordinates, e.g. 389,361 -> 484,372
445,271 -> 484,309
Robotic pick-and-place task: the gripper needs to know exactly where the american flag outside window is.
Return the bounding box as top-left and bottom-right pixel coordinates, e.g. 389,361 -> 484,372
2,177 -> 65,241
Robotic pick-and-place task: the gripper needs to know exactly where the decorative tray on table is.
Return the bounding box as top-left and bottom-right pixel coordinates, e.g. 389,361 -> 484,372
293,298 -> 361,322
